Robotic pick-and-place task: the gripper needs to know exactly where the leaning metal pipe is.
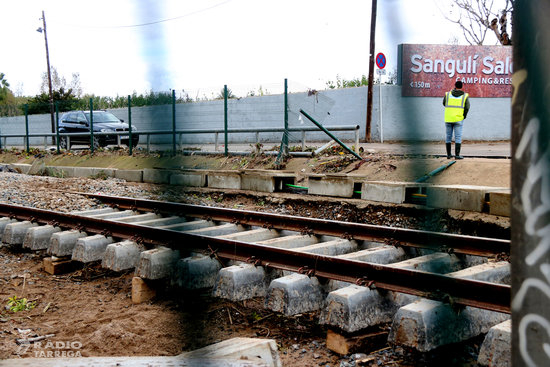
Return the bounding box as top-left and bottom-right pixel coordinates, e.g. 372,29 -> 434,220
300,109 -> 363,160
415,160 -> 456,183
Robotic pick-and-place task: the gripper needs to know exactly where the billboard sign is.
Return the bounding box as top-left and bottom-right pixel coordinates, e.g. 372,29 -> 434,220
399,44 -> 513,97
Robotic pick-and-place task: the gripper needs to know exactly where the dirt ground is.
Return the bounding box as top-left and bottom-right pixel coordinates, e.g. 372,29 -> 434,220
0,148 -> 511,365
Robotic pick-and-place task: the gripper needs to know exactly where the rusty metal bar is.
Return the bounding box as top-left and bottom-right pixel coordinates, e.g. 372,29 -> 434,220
82,193 -> 510,257
0,202 -> 510,313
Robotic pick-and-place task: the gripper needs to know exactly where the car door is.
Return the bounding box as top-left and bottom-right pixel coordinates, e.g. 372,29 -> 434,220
73,112 -> 90,144
59,112 -> 80,142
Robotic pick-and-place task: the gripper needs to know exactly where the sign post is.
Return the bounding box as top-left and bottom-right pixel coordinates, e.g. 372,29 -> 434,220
376,53 -> 386,143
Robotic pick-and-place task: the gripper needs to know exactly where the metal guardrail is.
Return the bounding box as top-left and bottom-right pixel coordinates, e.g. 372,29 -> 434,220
0,125 -> 361,154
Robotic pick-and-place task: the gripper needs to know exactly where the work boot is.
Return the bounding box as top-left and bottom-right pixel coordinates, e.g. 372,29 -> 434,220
446,143 -> 452,159
455,143 -> 464,159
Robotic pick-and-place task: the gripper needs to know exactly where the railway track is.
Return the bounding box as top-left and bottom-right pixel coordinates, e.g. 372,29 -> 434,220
0,193 -> 511,358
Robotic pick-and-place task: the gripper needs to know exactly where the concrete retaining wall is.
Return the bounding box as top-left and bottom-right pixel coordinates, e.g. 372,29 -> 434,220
0,86 -> 511,145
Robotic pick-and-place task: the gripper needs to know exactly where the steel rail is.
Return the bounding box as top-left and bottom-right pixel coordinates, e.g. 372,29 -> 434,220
0,202 -> 510,313
82,193 -> 510,257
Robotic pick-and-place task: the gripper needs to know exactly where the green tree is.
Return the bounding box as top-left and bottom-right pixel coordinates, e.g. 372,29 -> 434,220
216,87 -> 236,100
0,73 -> 13,102
0,73 -> 17,116
27,87 -> 78,114
326,75 -> 369,89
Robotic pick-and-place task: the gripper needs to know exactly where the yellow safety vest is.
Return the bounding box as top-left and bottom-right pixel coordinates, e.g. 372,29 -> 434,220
444,91 -> 469,123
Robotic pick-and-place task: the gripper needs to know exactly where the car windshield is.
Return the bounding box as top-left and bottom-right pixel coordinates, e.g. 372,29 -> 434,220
84,112 -> 120,123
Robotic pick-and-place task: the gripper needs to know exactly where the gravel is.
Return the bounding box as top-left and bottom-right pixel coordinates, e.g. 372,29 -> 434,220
0,173 -> 159,212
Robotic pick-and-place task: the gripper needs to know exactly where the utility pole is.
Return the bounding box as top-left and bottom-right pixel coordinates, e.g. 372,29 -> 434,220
365,0 -> 377,142
38,10 -> 55,141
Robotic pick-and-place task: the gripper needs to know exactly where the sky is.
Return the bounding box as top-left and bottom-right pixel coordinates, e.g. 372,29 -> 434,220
1,0 -> 504,99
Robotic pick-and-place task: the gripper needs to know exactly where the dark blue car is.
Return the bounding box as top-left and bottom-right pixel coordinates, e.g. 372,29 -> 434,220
58,110 -> 139,149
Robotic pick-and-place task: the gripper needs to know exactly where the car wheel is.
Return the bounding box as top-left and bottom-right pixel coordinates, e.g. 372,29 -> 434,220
59,136 -> 69,150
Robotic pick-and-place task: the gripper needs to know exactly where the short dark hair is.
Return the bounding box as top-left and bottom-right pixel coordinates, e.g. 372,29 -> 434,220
455,80 -> 463,89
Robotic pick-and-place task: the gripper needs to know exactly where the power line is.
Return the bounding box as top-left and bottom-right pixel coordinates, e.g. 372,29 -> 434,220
56,0 -> 233,29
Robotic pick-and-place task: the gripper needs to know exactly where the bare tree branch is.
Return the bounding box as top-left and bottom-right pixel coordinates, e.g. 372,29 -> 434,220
439,0 -> 513,45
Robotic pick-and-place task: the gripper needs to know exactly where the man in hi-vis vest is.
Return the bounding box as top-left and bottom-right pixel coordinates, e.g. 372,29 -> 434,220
442,80 -> 470,159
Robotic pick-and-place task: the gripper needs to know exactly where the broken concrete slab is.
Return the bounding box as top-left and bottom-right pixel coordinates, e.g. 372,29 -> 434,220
0,337 -> 281,367
135,246 -> 180,280
213,264 -> 268,301
319,284 -> 416,333
173,253 -> 223,289
102,240 -> 144,271
2,221 -> 38,245
319,252 -> 482,333
0,217 -> 17,237
183,337 -> 282,367
48,230 -> 88,256
23,225 -> 62,250
477,319 -> 511,367
72,234 -> 115,262
265,273 -> 325,316
388,262 -> 511,352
